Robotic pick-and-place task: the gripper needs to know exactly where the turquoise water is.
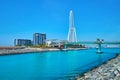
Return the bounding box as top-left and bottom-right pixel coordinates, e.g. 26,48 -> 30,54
0,48 -> 120,80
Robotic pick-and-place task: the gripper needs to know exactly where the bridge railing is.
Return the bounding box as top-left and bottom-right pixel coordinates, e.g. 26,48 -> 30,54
63,40 -> 120,53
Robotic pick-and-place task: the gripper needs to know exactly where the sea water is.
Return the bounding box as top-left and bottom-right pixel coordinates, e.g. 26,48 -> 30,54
0,48 -> 120,80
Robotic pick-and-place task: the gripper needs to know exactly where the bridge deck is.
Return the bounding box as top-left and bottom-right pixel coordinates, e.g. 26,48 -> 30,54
64,42 -> 120,44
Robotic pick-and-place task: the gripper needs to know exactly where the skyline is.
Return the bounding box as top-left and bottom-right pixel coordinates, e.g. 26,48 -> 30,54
0,0 -> 120,46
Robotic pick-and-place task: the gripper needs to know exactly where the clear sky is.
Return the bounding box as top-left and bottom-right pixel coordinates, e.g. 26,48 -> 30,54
0,0 -> 120,46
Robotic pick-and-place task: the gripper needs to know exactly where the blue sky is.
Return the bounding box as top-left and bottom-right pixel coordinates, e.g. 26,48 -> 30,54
0,0 -> 120,46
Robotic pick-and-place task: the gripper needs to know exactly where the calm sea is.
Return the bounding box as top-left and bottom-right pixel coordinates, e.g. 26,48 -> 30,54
0,48 -> 120,80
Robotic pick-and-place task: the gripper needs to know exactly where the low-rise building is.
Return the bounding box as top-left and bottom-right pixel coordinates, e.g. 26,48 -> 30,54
46,39 -> 58,47
14,39 -> 32,46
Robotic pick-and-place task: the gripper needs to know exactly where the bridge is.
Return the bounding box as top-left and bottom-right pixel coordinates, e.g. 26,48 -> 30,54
64,39 -> 120,53
66,11 -> 120,53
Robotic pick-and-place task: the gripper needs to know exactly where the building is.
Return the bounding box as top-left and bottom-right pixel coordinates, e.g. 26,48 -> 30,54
33,33 -> 46,46
67,10 -> 77,42
46,39 -> 58,47
14,39 -> 32,46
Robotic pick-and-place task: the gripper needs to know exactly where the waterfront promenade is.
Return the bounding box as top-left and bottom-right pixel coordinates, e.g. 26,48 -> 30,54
77,54 -> 120,80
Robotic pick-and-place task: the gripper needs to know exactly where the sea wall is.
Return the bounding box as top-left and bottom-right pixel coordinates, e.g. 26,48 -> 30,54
77,54 -> 120,80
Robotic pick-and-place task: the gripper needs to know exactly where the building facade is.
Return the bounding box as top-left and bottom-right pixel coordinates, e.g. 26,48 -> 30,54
33,33 -> 46,46
46,39 -> 58,47
14,39 -> 32,46
67,10 -> 77,42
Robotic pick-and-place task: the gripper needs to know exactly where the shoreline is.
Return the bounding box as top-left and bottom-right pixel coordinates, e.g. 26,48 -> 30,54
77,53 -> 120,80
0,47 -> 120,79
0,47 -> 87,56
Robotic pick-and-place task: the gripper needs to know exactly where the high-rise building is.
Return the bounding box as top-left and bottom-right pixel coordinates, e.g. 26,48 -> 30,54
67,10 -> 77,42
33,33 -> 46,46
14,39 -> 32,46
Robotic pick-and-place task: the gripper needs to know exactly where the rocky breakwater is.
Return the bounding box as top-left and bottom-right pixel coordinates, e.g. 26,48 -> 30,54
0,48 -> 43,55
0,48 -> 61,55
77,54 -> 120,80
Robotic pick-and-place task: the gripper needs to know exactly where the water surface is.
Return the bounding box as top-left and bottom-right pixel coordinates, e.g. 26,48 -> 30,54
0,48 -> 120,80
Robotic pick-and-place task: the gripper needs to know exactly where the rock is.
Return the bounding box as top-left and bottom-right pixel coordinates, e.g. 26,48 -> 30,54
77,54 -> 120,80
